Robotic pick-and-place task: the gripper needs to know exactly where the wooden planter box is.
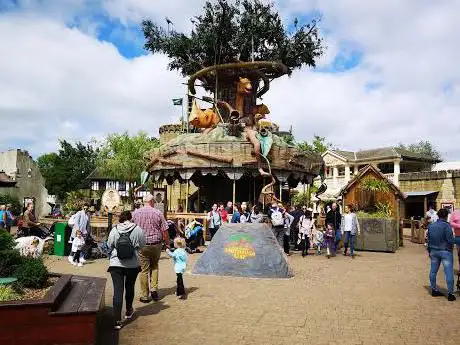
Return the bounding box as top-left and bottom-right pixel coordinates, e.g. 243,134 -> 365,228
0,274 -> 106,345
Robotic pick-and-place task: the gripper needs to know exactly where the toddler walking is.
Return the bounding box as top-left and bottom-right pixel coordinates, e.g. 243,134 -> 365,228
166,237 -> 188,299
71,230 -> 85,267
324,223 -> 336,259
313,228 -> 324,255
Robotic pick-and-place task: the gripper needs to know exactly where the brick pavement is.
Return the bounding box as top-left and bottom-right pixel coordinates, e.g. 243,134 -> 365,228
46,240 -> 460,345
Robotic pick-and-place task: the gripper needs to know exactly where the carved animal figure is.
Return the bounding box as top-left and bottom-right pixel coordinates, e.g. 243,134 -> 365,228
189,99 -> 220,133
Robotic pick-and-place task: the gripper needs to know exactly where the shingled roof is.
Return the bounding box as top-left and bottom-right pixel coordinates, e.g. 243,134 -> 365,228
0,171 -> 16,186
327,147 -> 440,163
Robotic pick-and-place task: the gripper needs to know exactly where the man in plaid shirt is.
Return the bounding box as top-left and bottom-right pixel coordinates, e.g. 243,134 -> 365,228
133,193 -> 170,302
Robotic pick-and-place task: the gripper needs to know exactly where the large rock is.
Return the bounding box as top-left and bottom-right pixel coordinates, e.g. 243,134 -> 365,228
355,218 -> 398,253
193,223 -> 293,278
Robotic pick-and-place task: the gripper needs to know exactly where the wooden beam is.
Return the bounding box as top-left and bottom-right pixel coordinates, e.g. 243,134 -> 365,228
185,149 -> 233,164
159,158 -> 183,166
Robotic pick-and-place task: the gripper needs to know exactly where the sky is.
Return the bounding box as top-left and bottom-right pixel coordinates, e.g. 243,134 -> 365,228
0,0 -> 459,160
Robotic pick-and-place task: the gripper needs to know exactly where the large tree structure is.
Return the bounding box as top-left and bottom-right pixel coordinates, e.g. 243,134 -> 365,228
142,0 -> 324,83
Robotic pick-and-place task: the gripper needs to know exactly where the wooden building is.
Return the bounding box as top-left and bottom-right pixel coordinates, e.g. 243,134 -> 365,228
338,164 -> 406,219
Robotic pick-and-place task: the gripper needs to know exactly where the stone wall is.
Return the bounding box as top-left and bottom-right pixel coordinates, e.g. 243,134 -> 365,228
399,170 -> 459,209
0,150 -> 50,216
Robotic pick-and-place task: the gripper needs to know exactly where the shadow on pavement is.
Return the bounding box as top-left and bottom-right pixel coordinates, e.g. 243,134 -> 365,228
157,286 -> 199,300
96,306 -> 119,345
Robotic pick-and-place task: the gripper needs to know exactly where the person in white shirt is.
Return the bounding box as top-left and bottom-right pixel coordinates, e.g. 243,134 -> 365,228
341,205 -> 360,258
426,204 -> 438,224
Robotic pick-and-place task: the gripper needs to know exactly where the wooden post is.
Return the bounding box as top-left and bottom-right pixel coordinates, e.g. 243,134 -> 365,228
279,182 -> 283,203
185,180 -> 189,212
232,179 -> 236,207
423,196 -> 428,216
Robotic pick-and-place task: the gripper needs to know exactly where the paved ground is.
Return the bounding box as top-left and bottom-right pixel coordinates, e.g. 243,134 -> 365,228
46,236 -> 460,345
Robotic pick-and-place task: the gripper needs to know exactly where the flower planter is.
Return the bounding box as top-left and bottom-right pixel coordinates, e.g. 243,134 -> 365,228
0,274 -> 106,345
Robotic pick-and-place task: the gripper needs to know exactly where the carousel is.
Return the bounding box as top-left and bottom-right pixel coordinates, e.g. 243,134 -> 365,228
145,61 -> 326,215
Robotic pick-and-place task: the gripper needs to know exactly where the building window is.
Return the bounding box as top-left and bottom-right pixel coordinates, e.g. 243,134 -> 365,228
118,181 -> 126,191
91,181 -> 99,191
378,163 -> 394,174
99,181 -> 106,190
338,166 -> 345,177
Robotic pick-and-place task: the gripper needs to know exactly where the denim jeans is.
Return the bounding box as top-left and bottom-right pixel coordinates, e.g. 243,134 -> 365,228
272,226 -> 285,247
343,231 -> 356,256
429,250 -> 454,294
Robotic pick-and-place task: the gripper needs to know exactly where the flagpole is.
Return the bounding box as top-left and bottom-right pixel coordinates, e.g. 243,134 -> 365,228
185,95 -> 189,133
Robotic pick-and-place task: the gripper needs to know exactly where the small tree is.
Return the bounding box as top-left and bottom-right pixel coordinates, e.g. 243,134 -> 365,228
398,141 -> 442,162
296,135 -> 334,155
97,132 -> 160,203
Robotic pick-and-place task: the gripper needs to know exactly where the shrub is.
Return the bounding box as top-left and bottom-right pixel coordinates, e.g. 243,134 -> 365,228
0,231 -> 15,252
0,285 -> 20,302
0,249 -> 22,277
13,257 -> 49,289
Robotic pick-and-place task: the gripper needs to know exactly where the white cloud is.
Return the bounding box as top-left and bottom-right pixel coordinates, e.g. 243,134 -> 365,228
0,0 -> 459,161
0,13 -> 186,155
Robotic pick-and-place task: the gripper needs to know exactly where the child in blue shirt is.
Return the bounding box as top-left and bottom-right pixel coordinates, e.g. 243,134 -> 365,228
166,237 -> 188,299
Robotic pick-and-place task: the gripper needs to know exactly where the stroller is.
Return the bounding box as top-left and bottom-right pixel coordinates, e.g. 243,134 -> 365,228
17,221 -> 54,240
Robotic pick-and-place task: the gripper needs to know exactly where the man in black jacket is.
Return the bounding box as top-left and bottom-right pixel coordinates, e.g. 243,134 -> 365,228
325,202 -> 341,249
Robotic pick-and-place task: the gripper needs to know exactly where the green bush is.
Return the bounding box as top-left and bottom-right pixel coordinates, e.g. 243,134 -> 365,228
13,257 -> 49,289
0,285 -> 20,302
0,231 -> 15,252
0,249 -> 22,277
0,231 -> 22,278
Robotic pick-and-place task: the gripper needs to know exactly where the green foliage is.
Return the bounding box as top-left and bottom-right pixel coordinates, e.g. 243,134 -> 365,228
375,202 -> 393,218
64,190 -> 90,212
356,211 -> 392,219
0,195 -> 21,216
292,185 -> 319,206
398,141 -> 442,162
0,285 -> 20,302
296,135 -> 333,155
97,132 -> 160,201
0,230 -> 15,252
142,0 -> 324,79
0,232 -> 22,278
13,257 -> 49,289
38,140 -> 99,200
359,177 -> 390,193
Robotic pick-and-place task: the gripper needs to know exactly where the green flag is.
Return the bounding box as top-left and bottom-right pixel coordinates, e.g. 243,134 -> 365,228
172,98 -> 183,106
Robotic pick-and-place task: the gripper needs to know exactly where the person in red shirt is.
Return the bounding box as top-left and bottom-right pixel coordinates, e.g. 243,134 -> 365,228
218,203 -> 229,223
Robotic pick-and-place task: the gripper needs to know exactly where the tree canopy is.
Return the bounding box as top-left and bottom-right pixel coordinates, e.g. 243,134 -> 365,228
296,135 -> 333,155
97,132 -> 160,201
142,0 -> 324,77
398,141 -> 442,161
37,140 -> 98,200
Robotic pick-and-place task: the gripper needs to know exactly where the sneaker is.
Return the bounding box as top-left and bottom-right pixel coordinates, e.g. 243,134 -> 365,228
431,289 -> 444,297
448,294 -> 456,302
151,291 -> 159,302
77,262 -> 83,267
68,256 -> 73,263
139,297 -> 151,303
178,294 -> 187,300
125,308 -> 134,319
72,261 -> 77,266
79,257 -> 86,264
327,254 -> 330,259
114,321 -> 123,330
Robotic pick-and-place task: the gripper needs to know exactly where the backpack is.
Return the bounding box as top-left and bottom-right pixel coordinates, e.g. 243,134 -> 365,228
271,209 -> 284,227
116,225 -> 136,260
68,213 -> 78,226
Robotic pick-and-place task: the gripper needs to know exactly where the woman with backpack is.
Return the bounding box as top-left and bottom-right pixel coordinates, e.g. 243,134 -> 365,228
107,211 -> 146,330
